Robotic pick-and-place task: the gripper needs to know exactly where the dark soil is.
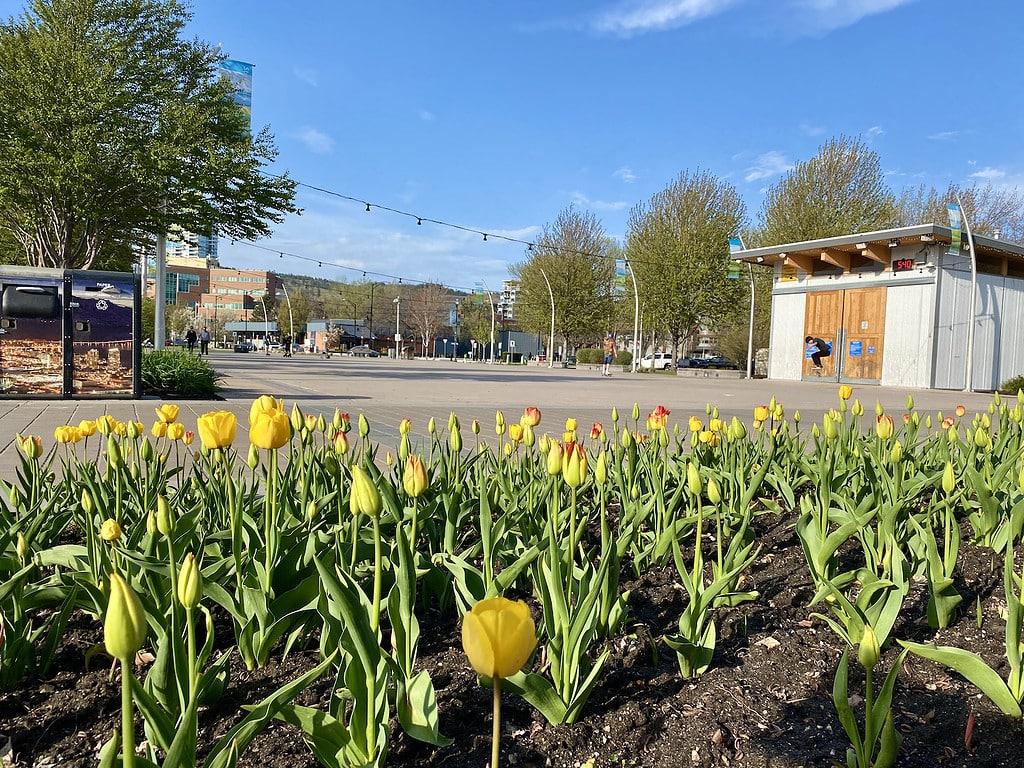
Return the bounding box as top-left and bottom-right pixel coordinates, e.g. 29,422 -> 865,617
3,511 -> 1022,768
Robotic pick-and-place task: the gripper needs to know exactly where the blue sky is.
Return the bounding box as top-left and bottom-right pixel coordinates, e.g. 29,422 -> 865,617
13,0 -> 1024,292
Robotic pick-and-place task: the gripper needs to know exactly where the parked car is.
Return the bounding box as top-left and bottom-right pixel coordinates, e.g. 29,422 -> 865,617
704,356 -> 739,369
676,356 -> 701,368
640,352 -> 674,370
349,345 -> 380,358
233,342 -> 254,353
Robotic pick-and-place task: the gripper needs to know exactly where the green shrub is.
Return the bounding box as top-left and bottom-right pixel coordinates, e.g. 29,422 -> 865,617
999,375 -> 1024,395
615,350 -> 632,366
576,348 -> 600,364
141,349 -> 221,397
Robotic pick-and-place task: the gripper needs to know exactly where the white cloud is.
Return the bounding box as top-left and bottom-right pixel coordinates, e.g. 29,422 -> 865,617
419,110 -> 435,121
293,68 -> 318,87
970,167 -> 1006,180
613,166 -> 637,183
865,125 -> 884,139
785,0 -> 919,35
570,191 -> 630,211
799,121 -> 826,137
927,130 -> 960,141
295,127 -> 335,155
744,151 -> 793,182
592,0 -> 742,36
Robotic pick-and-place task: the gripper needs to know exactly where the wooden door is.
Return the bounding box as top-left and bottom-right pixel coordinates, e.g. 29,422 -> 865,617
840,287 -> 886,382
803,291 -> 842,379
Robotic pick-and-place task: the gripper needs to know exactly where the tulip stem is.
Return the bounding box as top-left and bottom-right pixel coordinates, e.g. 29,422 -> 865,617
121,657 -> 136,768
371,514 -> 382,632
491,676 -> 501,768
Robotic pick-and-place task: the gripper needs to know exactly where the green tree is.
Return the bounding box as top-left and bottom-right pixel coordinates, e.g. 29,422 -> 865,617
896,182 -> 1024,240
405,283 -> 452,356
625,169 -> 747,357
755,135 -> 897,246
512,206 -> 616,354
0,0 -> 297,270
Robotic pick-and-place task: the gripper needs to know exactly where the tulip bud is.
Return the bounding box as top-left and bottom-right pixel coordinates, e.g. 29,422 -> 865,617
448,411 -> 458,434
811,423 -> 821,438
875,414 -> 895,440
523,424 -> 536,447
81,488 -> 94,515
247,443 -> 260,468
428,416 -> 436,435
687,462 -> 702,497
350,465 -> 382,517
306,499 -> 318,522
793,410 -> 801,424
621,428 -> 632,448
906,394 -> 915,411
889,440 -> 903,464
858,624 -> 881,670
403,455 -> 429,497
290,403 -> 304,433
177,553 -> 203,609
546,441 -> 563,475
334,431 -> 349,455
17,532 -> 29,562
106,435 -> 122,469
156,495 -> 174,536
611,407 -> 618,423
304,414 -> 318,433
851,400 -> 863,417
974,427 -> 991,450
449,426 -> 462,454
595,450 -> 608,486
707,477 -> 722,505
947,425 -> 959,444
399,434 -> 411,462
823,415 -> 839,441
504,442 -> 514,457
147,509 -> 157,536
104,573 -> 147,661
495,410 -> 505,436
561,442 -> 587,489
471,419 -> 480,435
632,403 -> 640,421
358,413 -> 370,438
942,461 -> 955,495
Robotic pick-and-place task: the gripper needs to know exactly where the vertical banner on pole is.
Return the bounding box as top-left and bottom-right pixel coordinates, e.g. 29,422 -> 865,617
614,259 -> 627,295
219,59 -> 254,130
947,203 -> 962,256
727,238 -> 742,279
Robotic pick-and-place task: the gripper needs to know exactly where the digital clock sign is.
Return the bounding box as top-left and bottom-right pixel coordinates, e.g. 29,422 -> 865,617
892,257 -> 916,273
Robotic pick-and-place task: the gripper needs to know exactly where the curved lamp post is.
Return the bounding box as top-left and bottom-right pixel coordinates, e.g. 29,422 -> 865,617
538,267 -> 555,368
393,295 -> 401,360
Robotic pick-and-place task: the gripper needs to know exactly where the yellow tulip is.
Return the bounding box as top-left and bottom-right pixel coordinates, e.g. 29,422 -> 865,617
78,419 -> 98,436
838,385 -> 853,401
96,415 -> 116,435
522,407 -> 541,427
403,455 -> 429,498
399,418 -> 412,435
248,395 -> 283,426
875,414 -> 895,440
334,431 -> 349,455
104,572 -> 148,660
100,518 -> 121,541
167,422 -> 185,441
461,597 -> 537,679
350,465 -> 382,517
155,404 -> 179,423
197,411 -> 237,449
17,434 -> 42,459
249,409 -> 291,450
151,421 -> 168,438
508,423 -> 524,443
689,416 -> 703,433
753,406 -> 769,423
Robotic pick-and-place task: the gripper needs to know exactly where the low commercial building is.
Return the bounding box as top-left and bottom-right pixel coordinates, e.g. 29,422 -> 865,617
731,224 -> 1024,390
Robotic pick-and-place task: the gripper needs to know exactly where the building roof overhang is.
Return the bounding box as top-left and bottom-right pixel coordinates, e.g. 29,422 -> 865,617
730,223 -> 1024,269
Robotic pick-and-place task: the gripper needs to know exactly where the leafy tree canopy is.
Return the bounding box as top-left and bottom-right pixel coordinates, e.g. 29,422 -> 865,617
0,0 -> 298,270
896,182 -> 1024,240
512,206 -> 616,353
625,169 -> 746,355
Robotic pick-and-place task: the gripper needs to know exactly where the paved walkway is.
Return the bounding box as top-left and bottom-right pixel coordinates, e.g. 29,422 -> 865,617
0,353 -> 1000,477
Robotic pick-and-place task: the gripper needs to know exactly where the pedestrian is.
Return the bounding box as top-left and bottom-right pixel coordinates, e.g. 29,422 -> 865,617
805,335 -> 831,374
199,327 -> 211,356
601,333 -> 616,377
185,327 -> 197,355
283,334 -> 292,357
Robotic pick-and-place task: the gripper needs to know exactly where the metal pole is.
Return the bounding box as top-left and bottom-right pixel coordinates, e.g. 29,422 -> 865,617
538,268 -> 555,368
483,281 -> 496,364
394,296 -> 401,360
280,282 -> 294,343
257,295 -> 269,352
626,259 -> 639,373
155,233 -> 166,349
956,193 -> 978,393
746,263 -> 756,379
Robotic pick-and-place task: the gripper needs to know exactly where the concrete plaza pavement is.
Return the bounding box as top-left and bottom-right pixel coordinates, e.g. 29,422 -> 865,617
0,352 -> 1000,477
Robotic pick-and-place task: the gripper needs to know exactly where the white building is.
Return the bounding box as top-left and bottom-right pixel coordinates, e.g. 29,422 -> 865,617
731,224 -> 1024,390
499,279 -> 520,321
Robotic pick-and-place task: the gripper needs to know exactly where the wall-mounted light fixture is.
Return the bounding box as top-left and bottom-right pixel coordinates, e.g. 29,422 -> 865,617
756,256 -> 764,263
888,239 -> 900,248
920,234 -> 934,242
856,242 -> 868,250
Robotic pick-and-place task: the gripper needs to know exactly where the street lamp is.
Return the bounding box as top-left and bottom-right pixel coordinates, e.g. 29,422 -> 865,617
393,295 -> 401,360
538,268 -> 555,368
256,294 -> 270,354
277,282 -> 294,352
443,338 -> 448,358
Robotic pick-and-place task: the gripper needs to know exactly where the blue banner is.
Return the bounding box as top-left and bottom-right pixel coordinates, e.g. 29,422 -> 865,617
220,59 -> 253,127
947,203 -> 961,256
614,259 -> 627,295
